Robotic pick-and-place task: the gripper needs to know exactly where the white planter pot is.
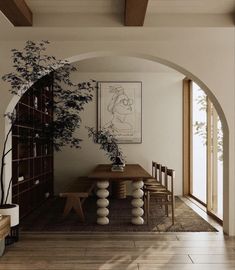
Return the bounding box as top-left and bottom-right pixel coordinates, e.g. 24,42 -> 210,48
0,204 -> 19,227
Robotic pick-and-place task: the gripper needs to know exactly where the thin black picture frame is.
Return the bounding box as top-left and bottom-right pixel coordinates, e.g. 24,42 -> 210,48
97,81 -> 142,144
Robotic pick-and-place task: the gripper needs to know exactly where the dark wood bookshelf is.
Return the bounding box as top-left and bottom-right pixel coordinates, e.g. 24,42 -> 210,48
12,74 -> 54,219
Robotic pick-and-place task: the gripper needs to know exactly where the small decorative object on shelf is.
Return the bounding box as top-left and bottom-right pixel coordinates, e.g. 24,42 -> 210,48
33,142 -> 37,157
18,176 -> 24,182
34,96 -> 38,109
45,144 -> 48,155
34,180 -> 40,185
87,127 -> 126,171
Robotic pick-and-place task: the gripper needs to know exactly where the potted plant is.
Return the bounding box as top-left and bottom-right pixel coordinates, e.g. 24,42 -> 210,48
1,40 -> 96,243
87,127 -> 126,171
0,112 -> 19,245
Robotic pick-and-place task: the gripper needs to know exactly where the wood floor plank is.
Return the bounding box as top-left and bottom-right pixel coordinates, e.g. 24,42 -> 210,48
85,247 -> 235,256
135,240 -> 235,248
3,232 -> 235,270
0,263 -> 138,270
189,254 -> 235,264
4,250 -> 86,257
12,240 -> 134,248
177,235 -> 235,241
0,255 -> 191,263
138,264 -> 235,270
20,234 -> 178,241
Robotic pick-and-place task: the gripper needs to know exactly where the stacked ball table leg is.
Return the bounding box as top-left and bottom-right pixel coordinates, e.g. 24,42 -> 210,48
96,180 -> 109,225
131,180 -> 144,225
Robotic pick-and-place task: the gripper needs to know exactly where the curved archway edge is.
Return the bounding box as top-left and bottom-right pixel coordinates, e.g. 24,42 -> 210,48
5,50 -> 230,234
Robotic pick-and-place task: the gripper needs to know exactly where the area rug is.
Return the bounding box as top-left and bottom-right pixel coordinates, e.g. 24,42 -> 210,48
20,196 -> 217,232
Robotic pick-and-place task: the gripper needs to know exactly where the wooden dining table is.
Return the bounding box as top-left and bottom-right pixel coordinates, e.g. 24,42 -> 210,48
88,164 -> 152,225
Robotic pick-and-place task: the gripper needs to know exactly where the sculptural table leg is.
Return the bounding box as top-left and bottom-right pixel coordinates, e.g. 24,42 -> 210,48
131,180 -> 144,225
96,180 -> 109,225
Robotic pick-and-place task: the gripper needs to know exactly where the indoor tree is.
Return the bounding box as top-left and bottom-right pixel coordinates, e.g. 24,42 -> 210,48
0,40 -> 96,206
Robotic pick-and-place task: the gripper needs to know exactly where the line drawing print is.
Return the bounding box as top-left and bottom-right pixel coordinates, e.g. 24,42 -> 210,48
103,85 -> 134,136
98,81 -> 142,143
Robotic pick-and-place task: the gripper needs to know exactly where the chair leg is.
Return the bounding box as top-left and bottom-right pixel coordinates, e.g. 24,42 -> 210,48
165,195 -> 169,217
172,195 -> 175,225
143,193 -> 147,218
147,191 -> 150,225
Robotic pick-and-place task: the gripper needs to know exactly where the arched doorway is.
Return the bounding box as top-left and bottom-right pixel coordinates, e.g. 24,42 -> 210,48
4,51 -> 229,233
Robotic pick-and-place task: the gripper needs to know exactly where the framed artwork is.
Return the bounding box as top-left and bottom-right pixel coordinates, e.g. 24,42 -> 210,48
97,81 -> 142,143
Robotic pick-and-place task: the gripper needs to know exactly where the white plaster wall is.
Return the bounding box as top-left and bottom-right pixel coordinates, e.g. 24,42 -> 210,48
0,26 -> 234,234
54,71 -> 184,195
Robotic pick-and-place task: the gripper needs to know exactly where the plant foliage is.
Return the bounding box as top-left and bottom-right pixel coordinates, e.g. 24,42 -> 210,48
0,40 -> 95,205
193,88 -> 223,161
87,127 -> 125,164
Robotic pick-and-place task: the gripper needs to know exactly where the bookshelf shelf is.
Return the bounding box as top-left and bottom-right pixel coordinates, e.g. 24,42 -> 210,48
12,74 -> 54,219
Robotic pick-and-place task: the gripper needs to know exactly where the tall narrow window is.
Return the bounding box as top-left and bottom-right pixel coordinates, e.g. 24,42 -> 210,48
207,101 -> 223,220
191,82 -> 207,204
184,80 -> 223,222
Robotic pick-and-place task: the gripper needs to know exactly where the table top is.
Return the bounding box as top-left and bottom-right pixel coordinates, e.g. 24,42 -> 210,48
88,164 -> 152,181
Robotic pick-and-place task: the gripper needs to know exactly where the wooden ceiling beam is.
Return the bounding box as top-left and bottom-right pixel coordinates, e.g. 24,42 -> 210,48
0,0 -> 32,26
125,0 -> 149,26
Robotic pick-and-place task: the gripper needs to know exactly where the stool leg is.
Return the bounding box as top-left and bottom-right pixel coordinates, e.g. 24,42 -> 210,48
73,197 -> 85,222
63,197 -> 73,218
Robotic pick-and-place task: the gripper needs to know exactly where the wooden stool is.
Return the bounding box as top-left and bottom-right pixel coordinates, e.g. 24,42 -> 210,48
59,192 -> 88,222
59,177 -> 95,222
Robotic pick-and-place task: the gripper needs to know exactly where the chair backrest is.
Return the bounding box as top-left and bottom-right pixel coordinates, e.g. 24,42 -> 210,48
166,168 -> 175,193
152,161 -> 175,192
152,161 -> 165,185
160,165 -> 168,187
152,161 -> 156,178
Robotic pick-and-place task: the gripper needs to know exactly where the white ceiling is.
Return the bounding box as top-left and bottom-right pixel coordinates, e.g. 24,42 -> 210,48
25,0 -> 235,14
74,56 -> 183,74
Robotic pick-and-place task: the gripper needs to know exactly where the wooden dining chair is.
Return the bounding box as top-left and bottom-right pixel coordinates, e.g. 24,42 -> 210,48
144,162 -> 165,186
144,162 -> 167,215
144,167 -> 175,225
144,162 -> 167,191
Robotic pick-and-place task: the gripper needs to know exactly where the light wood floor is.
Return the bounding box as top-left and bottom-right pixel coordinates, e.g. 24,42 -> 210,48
1,231 -> 235,270
1,199 -> 233,270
